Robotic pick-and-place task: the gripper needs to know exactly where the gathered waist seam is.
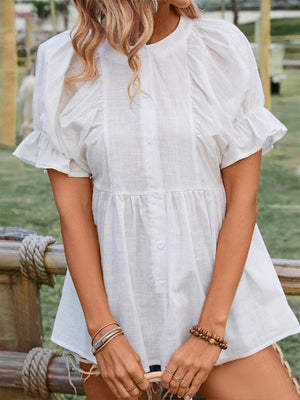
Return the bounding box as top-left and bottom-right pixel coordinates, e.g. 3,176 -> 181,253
92,184 -> 225,196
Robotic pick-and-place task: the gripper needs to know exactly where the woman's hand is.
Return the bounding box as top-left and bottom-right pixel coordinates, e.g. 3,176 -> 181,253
95,333 -> 151,400
161,334 -> 222,399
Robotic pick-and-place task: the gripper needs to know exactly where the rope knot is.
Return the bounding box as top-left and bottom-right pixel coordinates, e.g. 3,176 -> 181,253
22,346 -> 62,399
19,233 -> 57,287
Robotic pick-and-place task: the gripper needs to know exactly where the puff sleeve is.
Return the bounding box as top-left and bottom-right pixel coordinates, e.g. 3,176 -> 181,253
220,26 -> 288,169
12,33 -> 92,178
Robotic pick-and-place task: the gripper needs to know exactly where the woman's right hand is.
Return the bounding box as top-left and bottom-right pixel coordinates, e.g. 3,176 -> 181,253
95,332 -> 152,400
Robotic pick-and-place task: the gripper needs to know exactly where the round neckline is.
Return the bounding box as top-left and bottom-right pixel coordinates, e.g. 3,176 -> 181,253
97,15 -> 194,63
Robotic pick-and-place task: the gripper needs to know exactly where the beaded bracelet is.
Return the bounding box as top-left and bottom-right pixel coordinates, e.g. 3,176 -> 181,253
193,325 -> 228,344
91,321 -> 119,345
189,329 -> 227,349
191,325 -> 227,342
189,325 -> 228,350
93,331 -> 124,356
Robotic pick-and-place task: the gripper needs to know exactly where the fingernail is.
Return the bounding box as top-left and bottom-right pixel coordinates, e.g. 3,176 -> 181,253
185,397 -> 190,400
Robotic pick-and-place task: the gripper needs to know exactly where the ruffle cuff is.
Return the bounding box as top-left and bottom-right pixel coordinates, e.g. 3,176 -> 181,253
12,130 -> 91,178
220,106 -> 288,169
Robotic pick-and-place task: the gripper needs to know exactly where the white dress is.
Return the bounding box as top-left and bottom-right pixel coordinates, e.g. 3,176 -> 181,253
12,14 -> 300,372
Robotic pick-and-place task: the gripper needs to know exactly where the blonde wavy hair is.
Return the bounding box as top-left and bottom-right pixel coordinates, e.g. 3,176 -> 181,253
65,0 -> 201,108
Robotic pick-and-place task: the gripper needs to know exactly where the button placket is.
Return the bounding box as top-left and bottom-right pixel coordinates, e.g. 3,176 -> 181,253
140,54 -> 168,293
156,239 -> 165,249
146,135 -> 153,144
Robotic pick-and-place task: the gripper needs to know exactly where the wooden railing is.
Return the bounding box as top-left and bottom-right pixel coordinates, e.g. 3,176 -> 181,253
0,227 -> 299,399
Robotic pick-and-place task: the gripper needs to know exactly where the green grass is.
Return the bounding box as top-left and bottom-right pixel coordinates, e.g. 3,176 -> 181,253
1,70 -> 300,399
240,18 -> 300,59
239,17 -> 300,38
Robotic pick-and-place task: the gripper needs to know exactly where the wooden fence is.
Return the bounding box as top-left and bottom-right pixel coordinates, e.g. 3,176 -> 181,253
0,227 -> 299,399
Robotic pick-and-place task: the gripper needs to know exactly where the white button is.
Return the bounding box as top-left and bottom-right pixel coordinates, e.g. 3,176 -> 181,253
157,239 -> 165,249
146,135 -> 152,143
153,192 -> 159,198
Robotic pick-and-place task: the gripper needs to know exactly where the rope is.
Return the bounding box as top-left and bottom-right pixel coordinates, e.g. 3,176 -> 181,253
272,342 -> 300,395
19,233 -> 57,287
61,349 -> 102,395
22,347 -> 62,399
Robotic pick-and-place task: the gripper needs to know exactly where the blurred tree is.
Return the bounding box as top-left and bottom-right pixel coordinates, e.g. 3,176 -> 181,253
33,1 -> 51,19
0,0 -> 17,146
230,0 -> 246,26
63,0 -> 71,30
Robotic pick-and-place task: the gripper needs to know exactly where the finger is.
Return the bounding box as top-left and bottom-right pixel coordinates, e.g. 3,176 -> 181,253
168,366 -> 187,396
102,375 -> 126,400
113,377 -> 140,399
160,363 -> 177,389
132,360 -> 152,392
102,367 -> 137,400
161,362 -> 178,389
177,369 -> 195,399
183,369 -> 207,399
132,372 -> 151,392
123,378 -> 143,399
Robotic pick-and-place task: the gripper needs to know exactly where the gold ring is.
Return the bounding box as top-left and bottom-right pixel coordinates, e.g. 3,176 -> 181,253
124,384 -> 137,392
135,376 -> 145,385
165,367 -> 174,374
172,374 -> 183,382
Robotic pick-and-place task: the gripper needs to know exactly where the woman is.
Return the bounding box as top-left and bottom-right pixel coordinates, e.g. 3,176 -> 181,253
12,1 -> 300,399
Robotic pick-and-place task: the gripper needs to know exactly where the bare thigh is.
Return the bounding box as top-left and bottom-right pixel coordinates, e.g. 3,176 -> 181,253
200,344 -> 299,400
80,361 -> 115,400
80,345 -> 299,400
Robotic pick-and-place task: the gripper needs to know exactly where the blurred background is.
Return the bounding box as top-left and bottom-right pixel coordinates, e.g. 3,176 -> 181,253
0,1 -> 299,399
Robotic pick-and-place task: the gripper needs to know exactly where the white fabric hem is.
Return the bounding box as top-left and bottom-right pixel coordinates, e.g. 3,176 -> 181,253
12,152 -> 91,178
12,153 -> 70,175
51,325 -> 300,368
220,125 -> 287,170
50,334 -> 165,371
215,326 -> 300,365
50,334 -> 95,364
12,129 -> 91,178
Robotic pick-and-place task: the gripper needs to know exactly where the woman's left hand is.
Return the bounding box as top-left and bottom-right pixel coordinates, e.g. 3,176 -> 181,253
161,334 -> 222,399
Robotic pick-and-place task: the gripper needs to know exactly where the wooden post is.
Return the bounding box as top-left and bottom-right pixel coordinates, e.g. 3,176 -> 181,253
25,15 -> 32,70
0,228 -> 44,399
0,0 -> 17,146
50,0 -> 57,35
220,0 -> 225,19
260,0 -> 271,110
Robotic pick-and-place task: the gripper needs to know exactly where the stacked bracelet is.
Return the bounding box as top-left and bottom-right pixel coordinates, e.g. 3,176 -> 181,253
92,326 -> 123,352
91,321 -> 119,345
91,322 -> 124,356
189,325 -> 228,350
92,329 -> 124,356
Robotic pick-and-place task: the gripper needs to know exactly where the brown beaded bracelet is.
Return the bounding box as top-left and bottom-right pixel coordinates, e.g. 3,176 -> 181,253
191,326 -> 227,343
190,329 -> 227,349
192,325 -> 228,344
189,325 -> 228,350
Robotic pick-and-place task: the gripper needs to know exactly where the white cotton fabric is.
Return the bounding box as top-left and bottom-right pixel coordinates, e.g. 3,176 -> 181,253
12,14 -> 300,370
